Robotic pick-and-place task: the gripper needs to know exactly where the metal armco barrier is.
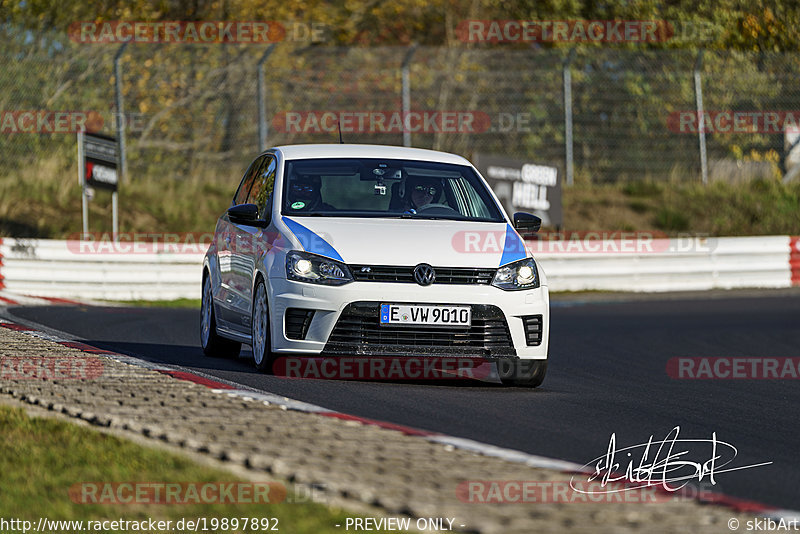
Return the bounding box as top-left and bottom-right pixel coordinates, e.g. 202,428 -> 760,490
0,236 -> 797,301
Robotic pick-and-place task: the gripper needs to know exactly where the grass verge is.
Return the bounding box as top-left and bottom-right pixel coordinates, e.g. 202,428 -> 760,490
0,405 -> 356,532
102,298 -> 202,309
563,178 -> 800,235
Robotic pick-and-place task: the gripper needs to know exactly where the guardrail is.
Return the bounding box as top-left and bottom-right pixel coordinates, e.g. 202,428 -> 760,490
0,236 -> 798,301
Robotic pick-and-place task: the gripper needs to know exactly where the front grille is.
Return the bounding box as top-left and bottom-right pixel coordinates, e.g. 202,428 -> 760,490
285,308 -> 315,340
322,302 -> 515,358
350,265 -> 495,285
521,315 -> 543,346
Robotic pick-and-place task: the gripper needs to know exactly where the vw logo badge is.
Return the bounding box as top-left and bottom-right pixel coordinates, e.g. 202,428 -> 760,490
413,264 -> 436,286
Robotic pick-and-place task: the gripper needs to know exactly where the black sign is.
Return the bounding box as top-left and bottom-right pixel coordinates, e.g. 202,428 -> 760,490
83,132 -> 118,191
473,153 -> 562,228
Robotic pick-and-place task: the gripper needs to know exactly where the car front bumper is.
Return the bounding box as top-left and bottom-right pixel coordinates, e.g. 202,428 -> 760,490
266,277 -> 549,360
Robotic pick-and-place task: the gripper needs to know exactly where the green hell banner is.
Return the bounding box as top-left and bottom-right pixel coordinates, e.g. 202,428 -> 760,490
473,153 -> 562,228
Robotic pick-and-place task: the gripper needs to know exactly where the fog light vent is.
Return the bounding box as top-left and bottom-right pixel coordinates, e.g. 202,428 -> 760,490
285,308 -> 315,340
521,315 -> 543,346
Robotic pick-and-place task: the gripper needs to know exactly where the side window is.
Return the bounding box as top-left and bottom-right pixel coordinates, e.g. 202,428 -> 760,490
232,156 -> 265,206
246,156 -> 277,221
454,176 -> 491,219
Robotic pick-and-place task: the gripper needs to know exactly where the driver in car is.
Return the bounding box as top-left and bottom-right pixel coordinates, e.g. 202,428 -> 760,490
287,174 -> 335,212
404,176 -> 443,212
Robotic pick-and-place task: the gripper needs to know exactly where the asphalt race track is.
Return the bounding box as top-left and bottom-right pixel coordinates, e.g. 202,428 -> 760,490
6,293 -> 800,510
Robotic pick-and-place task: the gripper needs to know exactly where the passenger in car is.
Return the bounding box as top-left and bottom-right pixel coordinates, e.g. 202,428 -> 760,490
286,174 -> 335,212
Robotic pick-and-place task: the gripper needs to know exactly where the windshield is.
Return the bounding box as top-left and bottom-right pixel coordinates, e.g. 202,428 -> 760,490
280,157 -> 505,222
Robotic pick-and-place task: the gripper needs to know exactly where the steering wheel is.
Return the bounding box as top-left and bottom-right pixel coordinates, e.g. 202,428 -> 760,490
415,203 -> 458,213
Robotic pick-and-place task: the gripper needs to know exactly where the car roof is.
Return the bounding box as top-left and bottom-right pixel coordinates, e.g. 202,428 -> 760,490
271,144 -> 472,165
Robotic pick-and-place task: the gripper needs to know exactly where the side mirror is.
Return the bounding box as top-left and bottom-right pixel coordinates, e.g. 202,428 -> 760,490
228,203 -> 266,227
513,212 -> 542,234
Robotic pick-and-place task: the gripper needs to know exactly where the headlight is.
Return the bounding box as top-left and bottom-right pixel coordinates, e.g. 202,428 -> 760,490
286,250 -> 353,286
491,257 -> 539,291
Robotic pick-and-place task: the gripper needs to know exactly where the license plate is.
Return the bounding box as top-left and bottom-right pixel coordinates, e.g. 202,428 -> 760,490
379,304 -> 471,327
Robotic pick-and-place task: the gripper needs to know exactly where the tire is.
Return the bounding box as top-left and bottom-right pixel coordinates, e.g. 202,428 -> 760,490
498,358 -> 547,388
251,278 -> 275,372
200,273 -> 241,358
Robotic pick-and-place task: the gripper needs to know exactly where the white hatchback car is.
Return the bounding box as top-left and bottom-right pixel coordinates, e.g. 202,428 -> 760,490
201,144 -> 550,387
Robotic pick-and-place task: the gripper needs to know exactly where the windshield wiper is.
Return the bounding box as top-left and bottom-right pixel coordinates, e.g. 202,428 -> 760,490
284,212 -> 328,216
401,214 -> 465,221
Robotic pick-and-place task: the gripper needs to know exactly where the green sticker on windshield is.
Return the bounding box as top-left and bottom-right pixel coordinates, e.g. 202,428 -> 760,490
291,201 -> 306,210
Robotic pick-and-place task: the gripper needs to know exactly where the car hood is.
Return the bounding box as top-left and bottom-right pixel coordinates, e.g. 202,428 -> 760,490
280,216 -> 529,268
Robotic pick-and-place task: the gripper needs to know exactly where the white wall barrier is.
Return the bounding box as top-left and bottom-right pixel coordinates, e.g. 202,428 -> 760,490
533,236 -> 795,292
0,238 -> 205,301
0,235 -> 798,301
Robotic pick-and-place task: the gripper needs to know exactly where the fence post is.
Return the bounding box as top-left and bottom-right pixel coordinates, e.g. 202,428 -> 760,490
114,42 -> 128,184
78,131 -> 88,235
563,48 -> 576,186
694,49 -> 708,185
257,44 -> 277,152
402,44 -> 418,147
